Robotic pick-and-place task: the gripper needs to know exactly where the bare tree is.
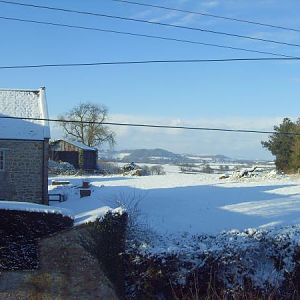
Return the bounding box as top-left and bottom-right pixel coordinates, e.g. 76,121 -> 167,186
58,102 -> 115,147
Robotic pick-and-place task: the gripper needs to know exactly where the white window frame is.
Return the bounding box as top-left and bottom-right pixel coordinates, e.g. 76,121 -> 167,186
0,150 -> 5,171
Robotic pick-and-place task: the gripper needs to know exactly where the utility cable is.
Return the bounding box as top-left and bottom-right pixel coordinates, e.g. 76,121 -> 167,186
0,0 -> 299,48
0,16 -> 295,58
1,116 -> 299,136
110,0 -> 300,34
0,57 -> 300,70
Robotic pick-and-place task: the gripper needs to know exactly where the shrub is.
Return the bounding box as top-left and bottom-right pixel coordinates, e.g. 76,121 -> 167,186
97,161 -> 122,175
202,164 -> 214,174
150,165 -> 166,175
139,165 -> 151,176
80,210 -> 128,298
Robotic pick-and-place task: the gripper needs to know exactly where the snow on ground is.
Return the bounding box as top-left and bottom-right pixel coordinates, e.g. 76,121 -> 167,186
48,169 -> 300,292
49,170 -> 300,235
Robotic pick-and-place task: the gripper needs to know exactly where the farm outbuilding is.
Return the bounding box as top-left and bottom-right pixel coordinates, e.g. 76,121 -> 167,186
50,140 -> 98,170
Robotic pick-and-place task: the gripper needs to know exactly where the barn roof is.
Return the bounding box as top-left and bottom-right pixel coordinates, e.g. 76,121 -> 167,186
51,139 -> 98,151
66,140 -> 98,151
0,87 -> 50,140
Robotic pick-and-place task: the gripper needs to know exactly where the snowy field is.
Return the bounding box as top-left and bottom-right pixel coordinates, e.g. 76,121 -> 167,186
49,166 -> 300,235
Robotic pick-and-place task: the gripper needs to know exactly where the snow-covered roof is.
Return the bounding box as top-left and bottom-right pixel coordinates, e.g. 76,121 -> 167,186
66,140 -> 98,151
0,88 -> 50,140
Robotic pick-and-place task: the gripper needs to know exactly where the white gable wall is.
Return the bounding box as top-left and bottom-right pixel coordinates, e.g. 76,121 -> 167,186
0,88 -> 50,140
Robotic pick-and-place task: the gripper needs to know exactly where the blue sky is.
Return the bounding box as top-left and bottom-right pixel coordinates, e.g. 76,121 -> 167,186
1,0 -> 300,159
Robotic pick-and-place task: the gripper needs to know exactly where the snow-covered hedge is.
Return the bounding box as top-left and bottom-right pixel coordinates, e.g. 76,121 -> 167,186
125,225 -> 300,299
0,205 -> 74,270
97,161 -> 123,175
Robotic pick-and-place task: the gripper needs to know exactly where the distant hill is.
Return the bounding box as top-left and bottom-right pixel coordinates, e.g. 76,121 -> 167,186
100,148 -> 233,164
120,148 -> 183,163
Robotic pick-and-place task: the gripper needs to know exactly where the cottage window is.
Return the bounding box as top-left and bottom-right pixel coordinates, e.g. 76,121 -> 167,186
0,150 -> 4,171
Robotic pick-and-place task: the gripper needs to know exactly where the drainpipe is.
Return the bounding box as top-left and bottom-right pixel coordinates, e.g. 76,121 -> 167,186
40,87 -> 50,205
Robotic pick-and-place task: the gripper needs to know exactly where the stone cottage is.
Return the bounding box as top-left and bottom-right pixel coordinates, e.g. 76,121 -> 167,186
0,88 -> 50,204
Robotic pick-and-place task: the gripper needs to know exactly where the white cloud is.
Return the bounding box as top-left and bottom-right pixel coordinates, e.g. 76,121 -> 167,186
148,11 -> 182,23
174,13 -> 199,26
200,0 -> 220,9
105,114 -> 288,159
50,114 -> 293,160
130,0 -> 221,27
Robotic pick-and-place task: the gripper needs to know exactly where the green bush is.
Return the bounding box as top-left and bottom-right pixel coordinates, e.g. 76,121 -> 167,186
262,118 -> 300,173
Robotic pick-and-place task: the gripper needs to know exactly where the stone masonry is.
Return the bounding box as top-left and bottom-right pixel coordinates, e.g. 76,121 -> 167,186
0,225 -> 119,300
0,139 -> 48,204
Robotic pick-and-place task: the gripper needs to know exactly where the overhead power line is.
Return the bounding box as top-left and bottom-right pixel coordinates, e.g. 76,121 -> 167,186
111,0 -> 300,34
0,57 -> 300,70
0,16 -> 295,58
0,1 -> 300,49
1,116 -> 300,136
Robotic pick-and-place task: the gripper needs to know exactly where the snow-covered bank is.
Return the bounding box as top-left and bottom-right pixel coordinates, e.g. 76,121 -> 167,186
0,201 -> 73,218
48,172 -> 300,297
125,224 -> 300,299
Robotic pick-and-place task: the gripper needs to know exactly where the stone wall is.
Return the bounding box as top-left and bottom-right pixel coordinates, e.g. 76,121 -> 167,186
0,139 -> 48,204
0,226 -> 119,300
